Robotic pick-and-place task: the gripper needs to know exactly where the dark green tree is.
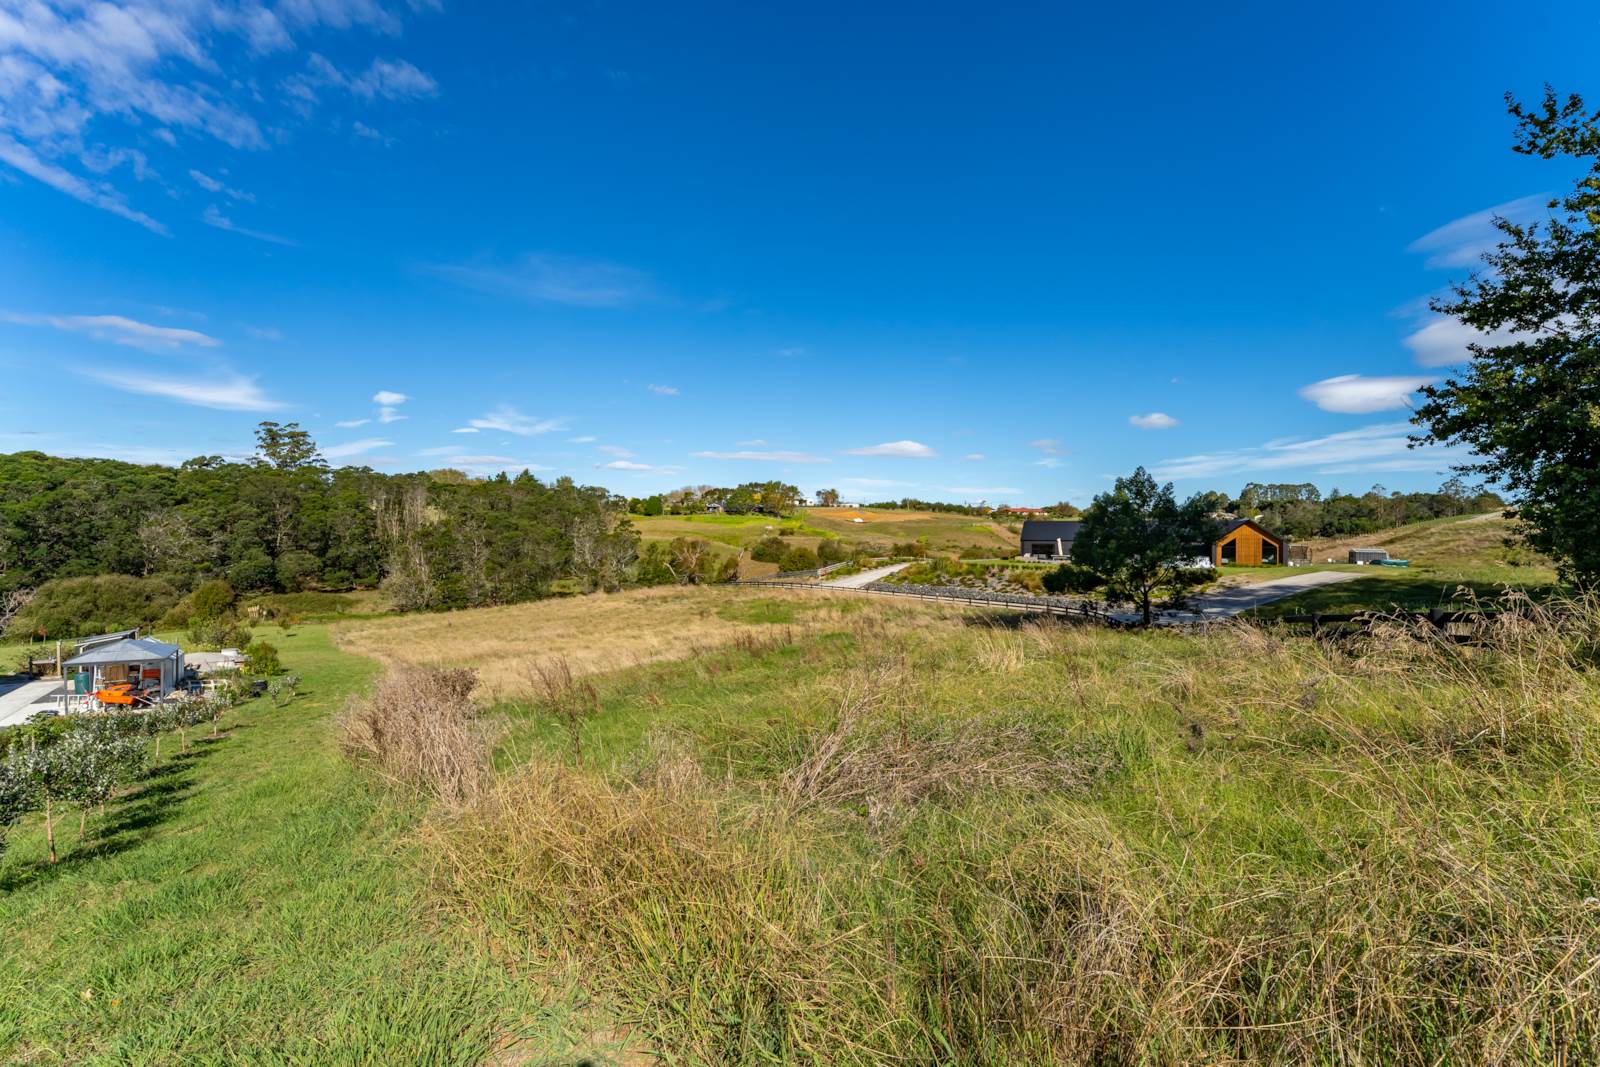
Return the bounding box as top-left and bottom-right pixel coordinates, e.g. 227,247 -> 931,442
1412,87 -> 1600,583
1071,467 -> 1220,625
253,422 -> 326,471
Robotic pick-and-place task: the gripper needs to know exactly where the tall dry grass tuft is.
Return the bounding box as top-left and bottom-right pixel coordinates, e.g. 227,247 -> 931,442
426,592 -> 1600,1063
338,665 -> 492,806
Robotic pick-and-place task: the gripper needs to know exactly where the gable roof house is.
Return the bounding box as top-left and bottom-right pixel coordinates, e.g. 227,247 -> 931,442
1019,520 -> 1081,560
1212,518 -> 1288,566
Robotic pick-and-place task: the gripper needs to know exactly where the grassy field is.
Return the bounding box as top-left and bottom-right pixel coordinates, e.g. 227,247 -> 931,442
0,625 -> 623,1065
415,589 -> 1600,1063
630,507 -> 1019,561
336,585 -> 875,699
1252,514 -> 1561,616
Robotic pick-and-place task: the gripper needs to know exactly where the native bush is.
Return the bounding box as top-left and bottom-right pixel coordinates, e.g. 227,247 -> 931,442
1041,562 -> 1104,595
6,574 -> 185,640
187,615 -> 253,652
777,546 -> 821,572
817,538 -> 850,564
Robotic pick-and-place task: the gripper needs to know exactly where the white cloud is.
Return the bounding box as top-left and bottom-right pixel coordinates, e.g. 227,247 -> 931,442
1033,458 -> 1063,469
1299,374 -> 1435,414
1,311 -> 220,350
1407,194 -> 1549,270
844,440 -> 936,459
203,204 -> 296,246
598,460 -> 654,471
451,427 -> 480,434
941,486 -> 1021,496
323,437 -> 392,459
465,405 -> 568,436
0,2 -> 437,229
189,169 -> 253,202
737,438 -> 768,446
596,444 -> 635,457
377,407 -> 406,424
285,54 -> 439,106
568,435 -> 597,443
0,136 -> 168,233
1129,412 -> 1178,430
421,253 -> 658,308
372,389 -> 407,406
1029,438 -> 1063,454
961,453 -> 985,462
1401,316 -> 1521,367
80,367 -> 282,411
335,418 -> 371,428
1151,422 -> 1466,481
691,450 -> 830,464
647,383 -> 679,396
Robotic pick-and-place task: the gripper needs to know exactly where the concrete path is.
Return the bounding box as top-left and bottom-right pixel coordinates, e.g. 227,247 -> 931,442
0,678 -> 66,727
821,561 -> 914,589
1161,569 -> 1362,623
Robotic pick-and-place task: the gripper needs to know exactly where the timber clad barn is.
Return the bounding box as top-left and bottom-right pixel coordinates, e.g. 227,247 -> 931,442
1213,518 -> 1288,566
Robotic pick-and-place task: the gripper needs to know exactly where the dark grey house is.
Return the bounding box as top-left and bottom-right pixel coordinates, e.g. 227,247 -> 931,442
1019,520 -> 1081,560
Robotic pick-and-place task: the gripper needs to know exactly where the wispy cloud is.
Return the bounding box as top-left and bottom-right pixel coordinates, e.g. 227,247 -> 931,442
598,460 -> 655,471
285,54 -> 439,107
80,367 -> 283,412
1300,374 -> 1434,414
373,389 -> 408,423
844,440 -> 936,459
1151,422 -> 1465,481
647,383 -> 679,396
1408,194 -> 1549,270
1129,412 -> 1178,430
1029,438 -> 1064,455
463,405 -> 568,436
189,169 -> 253,202
244,325 -> 284,342
737,438 -> 768,447
1033,458 -> 1063,469
691,450 -> 831,464
596,444 -> 635,457
0,2 -> 438,230
568,435 -> 597,443
323,437 -> 393,460
2,311 -> 220,350
961,453 -> 985,462
203,205 -> 296,246
422,254 -> 659,308
336,418 -> 371,428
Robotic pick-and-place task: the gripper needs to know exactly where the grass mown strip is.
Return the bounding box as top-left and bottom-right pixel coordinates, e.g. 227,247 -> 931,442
0,625 -> 577,1065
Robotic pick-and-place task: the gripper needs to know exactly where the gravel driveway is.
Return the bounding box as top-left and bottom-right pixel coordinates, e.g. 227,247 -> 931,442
820,562 -> 914,589
1179,569 -> 1362,619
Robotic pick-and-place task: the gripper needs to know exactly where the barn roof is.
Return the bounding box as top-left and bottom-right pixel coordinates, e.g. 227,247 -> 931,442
1217,517 -> 1286,543
63,637 -> 182,667
1020,520 -> 1082,540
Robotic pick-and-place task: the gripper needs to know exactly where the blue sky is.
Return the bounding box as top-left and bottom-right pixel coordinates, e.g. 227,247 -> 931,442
2,1 -> 1596,505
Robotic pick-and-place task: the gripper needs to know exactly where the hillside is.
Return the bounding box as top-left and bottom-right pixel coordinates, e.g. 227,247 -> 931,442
1255,513 -> 1560,616
629,507 -> 1021,577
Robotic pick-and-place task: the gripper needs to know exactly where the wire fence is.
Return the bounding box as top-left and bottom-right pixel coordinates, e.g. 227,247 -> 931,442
733,576 -> 1124,625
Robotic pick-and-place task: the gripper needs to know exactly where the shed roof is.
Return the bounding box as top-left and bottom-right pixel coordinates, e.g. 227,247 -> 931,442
1020,520 -> 1082,540
1216,517 -> 1287,544
63,637 -> 182,667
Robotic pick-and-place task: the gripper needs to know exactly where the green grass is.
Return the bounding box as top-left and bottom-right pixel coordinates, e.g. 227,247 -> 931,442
432,599 -> 1600,1063
0,625 -> 602,1064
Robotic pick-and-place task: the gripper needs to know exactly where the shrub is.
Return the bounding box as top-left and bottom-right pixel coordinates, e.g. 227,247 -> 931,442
817,538 -> 850,564
187,616 -> 252,652
777,547 -> 821,572
227,551 -> 277,593
190,579 -> 238,621
6,574 -> 186,641
274,550 -> 320,592
1042,563 -> 1105,595
750,537 -> 788,563
338,666 -> 489,806
891,541 -> 929,559
242,640 -> 282,676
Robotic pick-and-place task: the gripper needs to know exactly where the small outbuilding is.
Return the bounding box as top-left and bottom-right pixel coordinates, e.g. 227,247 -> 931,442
62,637 -> 185,700
1348,548 -> 1390,564
1212,519 -> 1288,567
1020,520 -> 1081,560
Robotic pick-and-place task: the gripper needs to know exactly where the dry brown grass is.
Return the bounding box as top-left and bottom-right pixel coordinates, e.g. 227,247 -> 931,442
334,585 -> 938,700
336,665 -> 491,806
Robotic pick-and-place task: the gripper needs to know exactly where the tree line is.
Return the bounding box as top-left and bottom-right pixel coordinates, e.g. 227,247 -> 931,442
0,423 -> 642,636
